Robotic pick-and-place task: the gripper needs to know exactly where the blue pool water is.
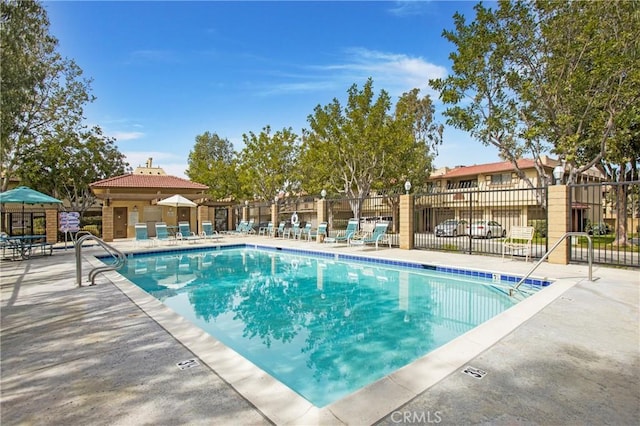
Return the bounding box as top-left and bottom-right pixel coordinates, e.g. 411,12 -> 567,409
113,246 -> 547,407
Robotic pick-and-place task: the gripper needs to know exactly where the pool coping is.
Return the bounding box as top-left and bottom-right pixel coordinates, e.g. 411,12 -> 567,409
89,242 -> 579,425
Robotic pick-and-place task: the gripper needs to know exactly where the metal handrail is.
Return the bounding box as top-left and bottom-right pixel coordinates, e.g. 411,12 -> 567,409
509,232 -> 593,296
75,234 -> 127,287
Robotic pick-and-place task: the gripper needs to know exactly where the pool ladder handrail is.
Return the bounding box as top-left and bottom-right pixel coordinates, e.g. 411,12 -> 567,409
75,234 -> 127,287
509,232 -> 593,297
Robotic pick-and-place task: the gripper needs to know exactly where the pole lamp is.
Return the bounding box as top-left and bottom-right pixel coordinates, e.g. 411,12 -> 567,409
404,180 -> 412,195
320,189 -> 327,199
553,165 -> 564,185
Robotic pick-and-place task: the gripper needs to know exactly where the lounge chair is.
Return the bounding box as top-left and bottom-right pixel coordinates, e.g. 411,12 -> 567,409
135,223 -> 155,247
275,221 -> 286,238
333,219 -> 359,244
200,221 -> 223,241
349,222 -> 391,249
177,221 -> 202,244
155,222 -> 177,245
299,223 -> 312,240
284,222 -> 300,239
258,222 -> 273,236
308,222 -> 328,242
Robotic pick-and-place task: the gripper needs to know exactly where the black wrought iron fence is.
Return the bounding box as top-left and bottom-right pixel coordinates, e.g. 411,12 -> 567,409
326,194 -> 399,244
413,184 -> 548,258
569,181 -> 640,267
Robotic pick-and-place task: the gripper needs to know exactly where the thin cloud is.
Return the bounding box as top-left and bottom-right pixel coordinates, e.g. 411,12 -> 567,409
261,47 -> 447,98
111,131 -> 145,141
387,1 -> 431,17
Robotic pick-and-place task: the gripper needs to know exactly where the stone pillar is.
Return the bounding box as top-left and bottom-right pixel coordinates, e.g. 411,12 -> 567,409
271,203 -> 278,227
242,204 -> 249,222
197,205 -> 209,234
317,198 -> 327,224
399,194 -> 414,250
102,206 -> 114,242
547,185 -> 570,264
45,209 -> 58,244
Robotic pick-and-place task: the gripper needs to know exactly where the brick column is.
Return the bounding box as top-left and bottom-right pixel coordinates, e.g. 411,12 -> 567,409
399,194 -> 414,250
197,205 -> 209,234
317,198 -> 327,224
271,203 -> 278,227
102,206 -> 114,242
547,185 -> 570,264
45,209 -> 58,244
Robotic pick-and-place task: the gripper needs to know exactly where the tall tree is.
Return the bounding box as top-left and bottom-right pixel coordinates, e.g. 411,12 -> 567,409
19,125 -> 128,215
237,126 -> 299,202
301,78 -> 441,220
1,0 -> 95,191
186,131 -> 240,201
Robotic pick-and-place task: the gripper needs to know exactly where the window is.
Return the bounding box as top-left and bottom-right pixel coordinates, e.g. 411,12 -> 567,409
490,173 -> 512,185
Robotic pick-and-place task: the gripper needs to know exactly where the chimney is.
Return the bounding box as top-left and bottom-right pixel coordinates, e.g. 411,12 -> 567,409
146,157 -> 152,168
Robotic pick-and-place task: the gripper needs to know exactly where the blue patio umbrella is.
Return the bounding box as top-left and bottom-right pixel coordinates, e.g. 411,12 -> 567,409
0,186 -> 63,205
0,186 -> 62,235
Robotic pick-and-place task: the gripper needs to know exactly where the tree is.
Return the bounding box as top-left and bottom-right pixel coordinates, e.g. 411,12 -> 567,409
186,132 -> 240,201
429,0 -> 640,222
429,1 -> 553,197
237,126 -> 299,202
1,0 -> 95,191
19,125 -> 128,215
301,78 -> 442,220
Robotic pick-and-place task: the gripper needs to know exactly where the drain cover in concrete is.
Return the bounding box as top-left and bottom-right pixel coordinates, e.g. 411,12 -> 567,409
462,366 -> 487,379
177,358 -> 200,370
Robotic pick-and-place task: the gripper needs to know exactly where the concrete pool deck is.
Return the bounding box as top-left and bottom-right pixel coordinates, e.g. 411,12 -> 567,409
1,236 -> 638,425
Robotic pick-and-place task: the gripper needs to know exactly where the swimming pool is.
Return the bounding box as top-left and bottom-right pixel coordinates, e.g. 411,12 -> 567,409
114,246 -> 548,407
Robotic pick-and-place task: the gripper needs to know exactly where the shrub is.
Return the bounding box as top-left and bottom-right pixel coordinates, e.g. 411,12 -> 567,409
528,219 -> 547,238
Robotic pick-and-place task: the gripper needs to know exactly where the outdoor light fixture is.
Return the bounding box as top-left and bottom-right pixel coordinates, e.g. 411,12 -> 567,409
404,180 -> 412,194
321,189 -> 327,199
245,200 -> 249,206
274,194 -> 279,204
133,205 -> 138,212
553,165 -> 564,185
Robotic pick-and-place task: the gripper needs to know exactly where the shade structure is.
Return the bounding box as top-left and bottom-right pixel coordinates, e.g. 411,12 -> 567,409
0,186 -> 63,205
156,194 -> 197,208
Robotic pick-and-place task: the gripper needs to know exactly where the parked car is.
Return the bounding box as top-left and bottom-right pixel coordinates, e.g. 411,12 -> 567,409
469,220 -> 506,239
434,219 -> 468,237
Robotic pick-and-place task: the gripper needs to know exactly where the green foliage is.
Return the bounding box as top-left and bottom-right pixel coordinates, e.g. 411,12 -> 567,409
429,0 -> 640,188
300,78 -> 441,217
527,219 -> 547,238
186,131 -> 240,201
1,0 -> 129,208
237,126 -> 299,201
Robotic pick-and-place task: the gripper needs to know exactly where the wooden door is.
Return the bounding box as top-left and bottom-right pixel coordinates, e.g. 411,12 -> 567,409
114,207 -> 128,238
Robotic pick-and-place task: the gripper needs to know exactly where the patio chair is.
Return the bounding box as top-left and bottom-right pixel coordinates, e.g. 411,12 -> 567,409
258,222 -> 273,236
502,226 -> 535,262
177,221 -> 202,244
155,222 -> 177,245
308,222 -> 328,242
200,221 -> 223,241
299,223 -> 312,240
135,223 -> 155,247
275,221 -> 286,238
333,219 -> 359,244
284,222 -> 300,239
349,222 -> 391,250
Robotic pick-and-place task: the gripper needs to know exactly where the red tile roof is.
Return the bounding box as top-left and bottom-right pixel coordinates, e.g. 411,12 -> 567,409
90,173 -> 208,190
438,159 -> 545,179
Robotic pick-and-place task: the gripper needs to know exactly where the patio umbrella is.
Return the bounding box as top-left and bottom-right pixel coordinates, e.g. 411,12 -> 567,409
0,186 -> 63,205
0,186 -> 62,235
156,194 -> 197,208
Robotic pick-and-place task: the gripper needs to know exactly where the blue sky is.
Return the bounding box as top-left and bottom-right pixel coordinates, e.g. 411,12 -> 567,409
44,0 -> 499,179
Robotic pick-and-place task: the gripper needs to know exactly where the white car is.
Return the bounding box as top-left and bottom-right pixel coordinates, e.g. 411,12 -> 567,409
469,220 -> 506,239
434,219 -> 468,237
